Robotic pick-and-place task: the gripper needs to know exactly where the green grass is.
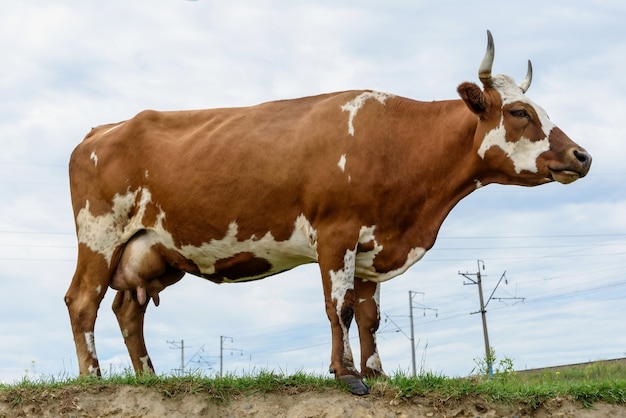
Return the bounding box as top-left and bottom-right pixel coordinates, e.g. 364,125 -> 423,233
386,369 -> 626,409
1,361 -> 625,409
0,370 -> 344,406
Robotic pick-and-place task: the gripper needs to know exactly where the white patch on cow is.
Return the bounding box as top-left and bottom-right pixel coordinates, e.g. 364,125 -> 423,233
337,154 -> 347,172
178,214 -> 318,281
95,285 -> 102,295
353,225 -> 426,282
475,179 -> 483,189
139,355 -> 151,373
120,230 -> 161,274
90,151 -> 98,166
77,187 -> 319,282
297,215 -> 319,257
478,74 -> 555,174
373,281 -> 380,308
330,249 -> 356,312
85,332 -> 98,360
341,91 -> 393,136
366,351 -> 383,373
329,248 -> 357,369
76,188 -> 154,267
122,329 -> 129,338
144,170 -> 149,179
103,122 -> 124,135
87,364 -> 99,376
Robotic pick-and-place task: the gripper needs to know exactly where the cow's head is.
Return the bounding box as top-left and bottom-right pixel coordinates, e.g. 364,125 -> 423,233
457,30 -> 591,186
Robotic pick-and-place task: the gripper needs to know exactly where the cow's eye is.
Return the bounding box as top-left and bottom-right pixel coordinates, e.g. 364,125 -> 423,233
510,109 -> 530,119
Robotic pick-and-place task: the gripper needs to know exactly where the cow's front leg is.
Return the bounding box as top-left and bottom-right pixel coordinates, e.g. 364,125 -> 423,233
319,246 -> 369,395
112,290 -> 154,374
354,278 -> 385,378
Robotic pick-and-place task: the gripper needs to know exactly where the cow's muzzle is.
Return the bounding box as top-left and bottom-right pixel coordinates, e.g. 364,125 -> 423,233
550,148 -> 592,184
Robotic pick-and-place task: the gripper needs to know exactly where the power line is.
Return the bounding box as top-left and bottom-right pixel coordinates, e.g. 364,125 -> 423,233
166,339 -> 187,376
437,233 -> 626,239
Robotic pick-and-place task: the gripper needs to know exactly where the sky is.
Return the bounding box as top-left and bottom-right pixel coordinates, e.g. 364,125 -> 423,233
1,0 -> 625,382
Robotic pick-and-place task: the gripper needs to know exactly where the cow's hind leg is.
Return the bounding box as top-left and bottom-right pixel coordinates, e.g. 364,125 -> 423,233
354,278 -> 385,378
318,241 -> 369,395
112,290 -> 153,374
65,246 -> 112,377
112,271 -> 184,374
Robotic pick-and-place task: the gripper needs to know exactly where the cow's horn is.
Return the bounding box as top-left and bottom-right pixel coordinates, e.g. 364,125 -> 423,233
519,60 -> 533,93
478,30 -> 495,87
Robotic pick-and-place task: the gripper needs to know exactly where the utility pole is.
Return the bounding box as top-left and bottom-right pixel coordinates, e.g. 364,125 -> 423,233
409,291 -> 418,378
220,336 -> 243,377
459,260 -> 510,377
166,339 -> 186,376
408,291 -> 438,377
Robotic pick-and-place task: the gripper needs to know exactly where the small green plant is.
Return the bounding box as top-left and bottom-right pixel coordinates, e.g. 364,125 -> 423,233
473,347 -> 515,379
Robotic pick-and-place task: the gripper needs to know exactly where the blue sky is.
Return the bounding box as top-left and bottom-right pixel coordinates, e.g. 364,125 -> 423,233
1,0 -> 625,381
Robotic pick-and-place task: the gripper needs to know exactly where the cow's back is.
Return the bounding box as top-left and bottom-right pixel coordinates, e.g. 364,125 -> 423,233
70,91 -> 384,248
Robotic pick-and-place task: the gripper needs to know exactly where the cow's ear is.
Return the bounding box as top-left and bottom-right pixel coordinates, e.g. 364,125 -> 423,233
457,82 -> 488,115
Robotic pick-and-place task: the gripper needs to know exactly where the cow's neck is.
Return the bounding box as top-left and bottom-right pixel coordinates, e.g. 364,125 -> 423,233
397,99 -> 482,250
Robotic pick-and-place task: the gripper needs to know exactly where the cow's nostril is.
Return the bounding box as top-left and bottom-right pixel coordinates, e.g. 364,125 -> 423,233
571,149 -> 592,176
573,149 -> 590,164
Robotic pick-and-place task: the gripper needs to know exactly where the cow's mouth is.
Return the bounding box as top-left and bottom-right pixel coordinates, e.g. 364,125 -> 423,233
549,169 -> 581,184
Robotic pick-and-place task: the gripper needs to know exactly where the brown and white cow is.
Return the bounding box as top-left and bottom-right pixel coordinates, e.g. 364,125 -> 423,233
65,31 -> 590,394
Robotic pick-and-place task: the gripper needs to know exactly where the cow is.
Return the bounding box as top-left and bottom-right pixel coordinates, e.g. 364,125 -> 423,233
65,31 -> 591,395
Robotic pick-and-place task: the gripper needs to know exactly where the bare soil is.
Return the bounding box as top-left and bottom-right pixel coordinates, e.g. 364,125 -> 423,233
0,383 -> 624,418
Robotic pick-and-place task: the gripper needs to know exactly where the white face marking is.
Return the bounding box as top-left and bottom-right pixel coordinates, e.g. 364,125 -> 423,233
84,332 -> 98,360
478,75 -> 555,174
90,151 -> 98,167
337,154 -> 347,172
341,91 -> 393,136
479,123 -> 550,173
144,170 -> 149,179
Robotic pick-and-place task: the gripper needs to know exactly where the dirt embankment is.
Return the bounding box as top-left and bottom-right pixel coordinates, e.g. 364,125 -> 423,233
0,384 -> 624,417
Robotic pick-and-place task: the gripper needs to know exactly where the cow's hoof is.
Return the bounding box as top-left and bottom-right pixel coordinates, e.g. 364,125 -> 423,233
339,375 -> 370,395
